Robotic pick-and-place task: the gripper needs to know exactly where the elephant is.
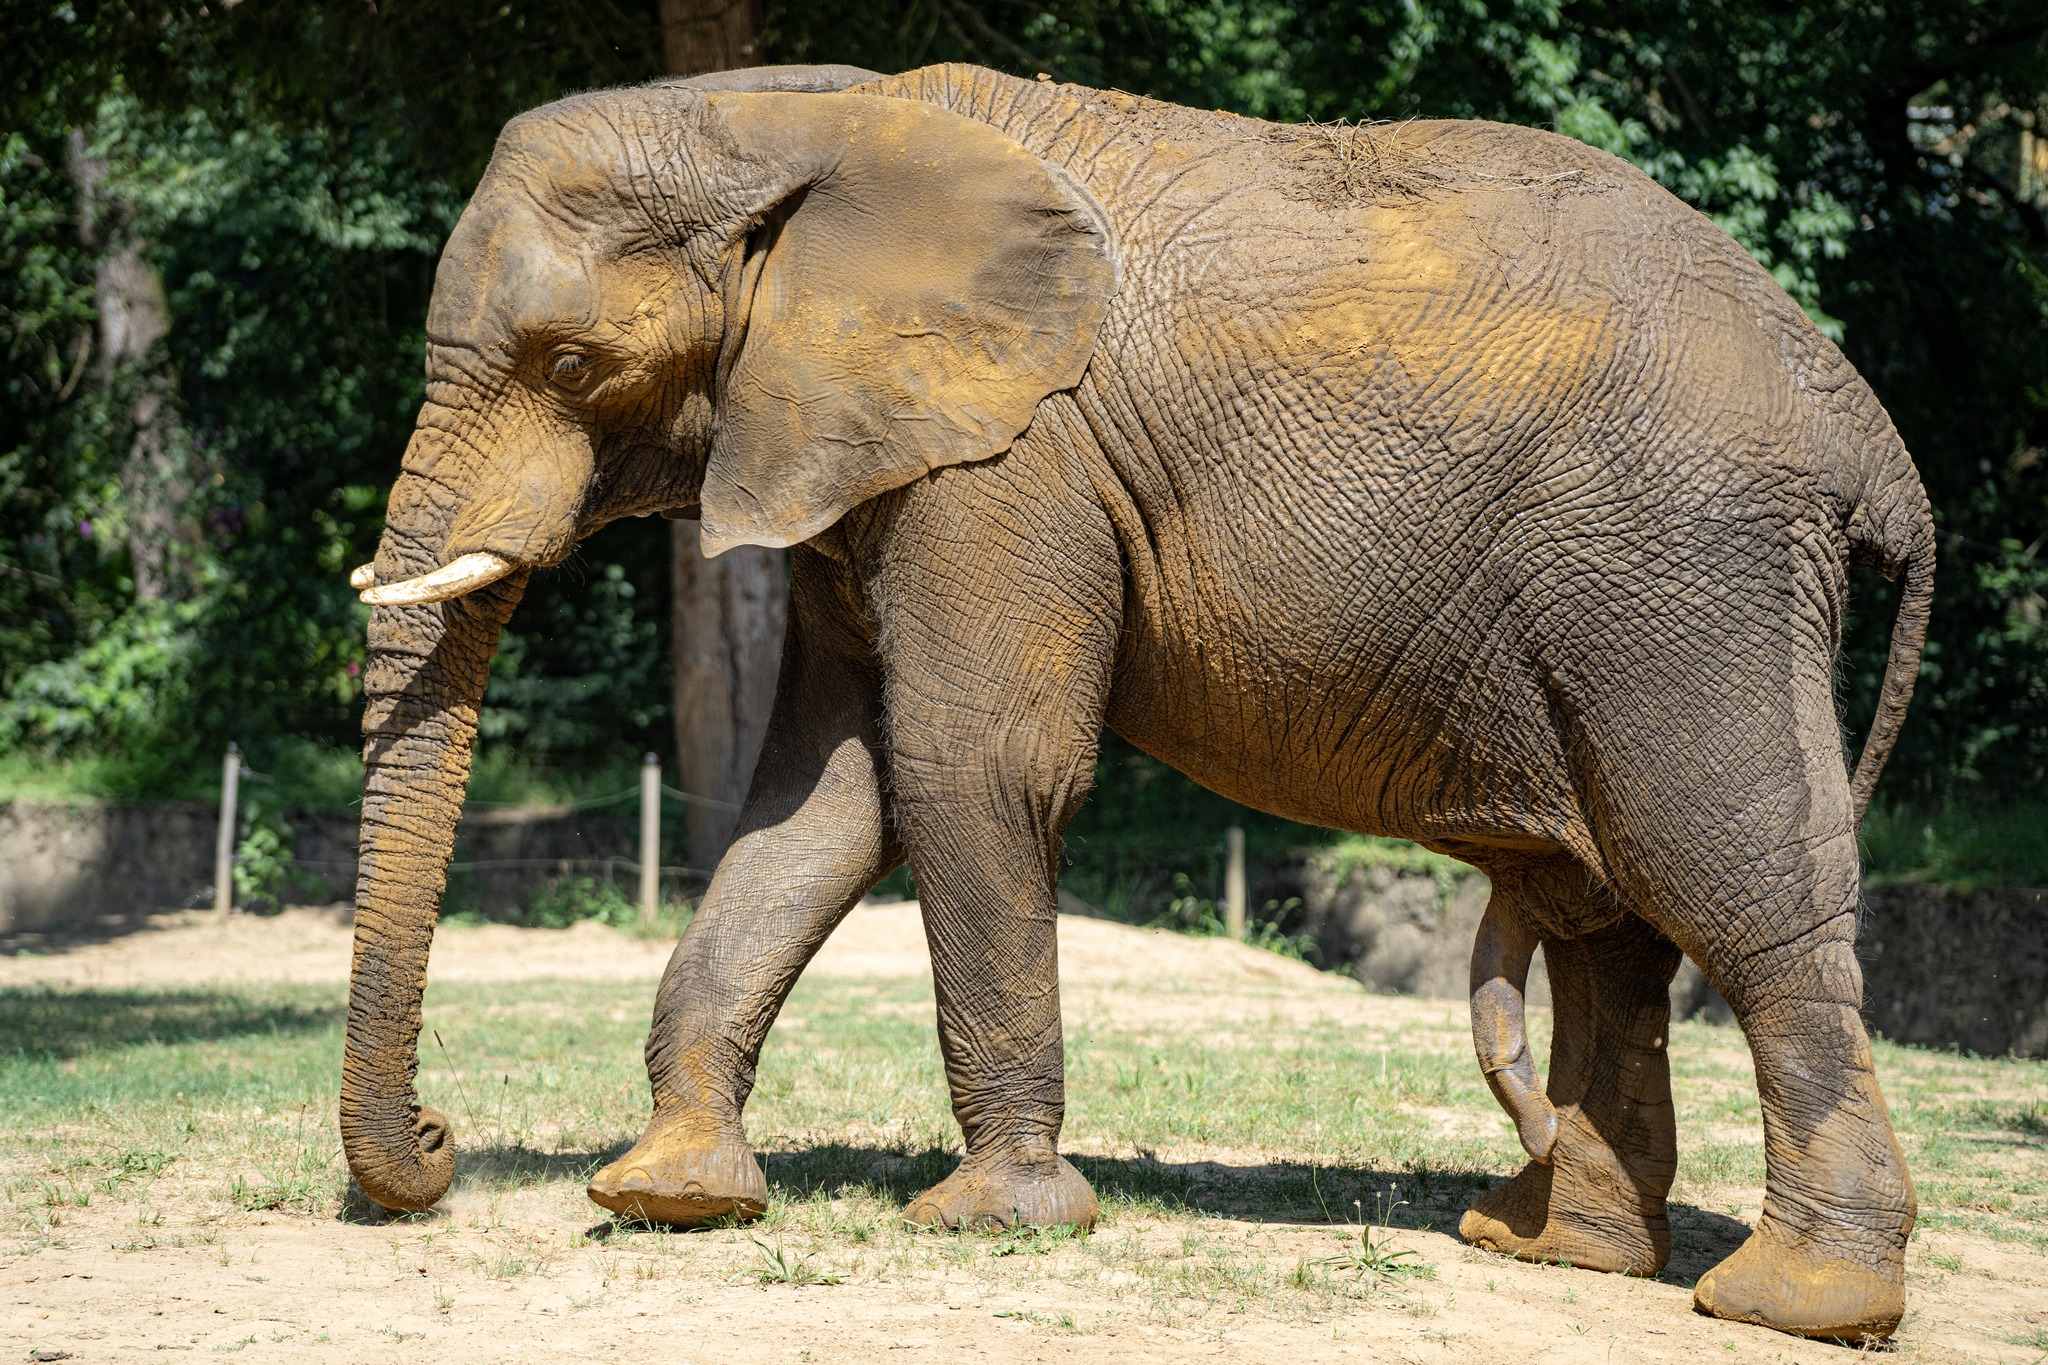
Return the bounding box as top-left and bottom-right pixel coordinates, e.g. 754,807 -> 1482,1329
338,61 -> 1934,1343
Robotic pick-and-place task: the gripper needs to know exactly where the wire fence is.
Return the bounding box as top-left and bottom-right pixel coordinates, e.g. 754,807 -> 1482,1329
216,747 -> 734,914
267,855 -> 719,878
455,783 -> 737,814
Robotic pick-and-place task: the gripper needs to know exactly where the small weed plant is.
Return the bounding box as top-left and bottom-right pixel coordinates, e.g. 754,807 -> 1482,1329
1312,1190 -> 1435,1290
749,1238 -> 842,1287
985,1222 -> 1088,1257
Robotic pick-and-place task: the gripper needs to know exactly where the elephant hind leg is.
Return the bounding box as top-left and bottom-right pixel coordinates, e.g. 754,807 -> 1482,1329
1565,644 -> 1911,1338
1462,875 -> 1682,1278
1676,856 -> 1912,1340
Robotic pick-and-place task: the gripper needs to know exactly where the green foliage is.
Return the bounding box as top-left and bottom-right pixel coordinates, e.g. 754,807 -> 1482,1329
461,747 -> 651,812
229,817 -> 292,912
519,875 -> 641,931
479,550 -> 672,758
0,0 -> 2040,871
1312,836 -> 1474,897
466,873 -> 695,938
0,590 -> 208,753
0,748 -> 204,805
749,1237 -> 844,1285
0,2 -> 673,795
1062,739 -> 1327,917
1307,1192 -> 1434,1290
1860,799 -> 2048,889
1147,871 -> 1319,961
229,784 -> 333,913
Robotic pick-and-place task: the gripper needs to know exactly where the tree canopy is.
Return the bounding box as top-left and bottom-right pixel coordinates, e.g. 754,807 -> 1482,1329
1,0 -> 2042,803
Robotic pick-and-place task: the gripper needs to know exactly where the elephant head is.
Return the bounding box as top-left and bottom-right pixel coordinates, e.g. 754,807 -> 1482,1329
340,70 -> 1118,1211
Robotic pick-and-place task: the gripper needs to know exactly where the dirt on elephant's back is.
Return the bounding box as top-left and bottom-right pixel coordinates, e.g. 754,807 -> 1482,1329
3,904 -> 2038,1363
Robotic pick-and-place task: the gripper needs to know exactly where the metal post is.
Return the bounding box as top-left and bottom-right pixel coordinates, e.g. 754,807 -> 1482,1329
214,743 -> 240,914
639,752 -> 661,926
1224,822 -> 1246,941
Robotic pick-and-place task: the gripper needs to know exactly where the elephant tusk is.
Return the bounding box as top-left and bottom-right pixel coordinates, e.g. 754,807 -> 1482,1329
348,563 -> 376,591
359,551 -> 517,606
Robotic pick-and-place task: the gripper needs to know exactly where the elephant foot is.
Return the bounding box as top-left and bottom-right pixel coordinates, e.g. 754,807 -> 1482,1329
902,1150 -> 1097,1232
586,1129 -> 767,1227
1460,1154 -> 1669,1277
1693,1218 -> 1904,1341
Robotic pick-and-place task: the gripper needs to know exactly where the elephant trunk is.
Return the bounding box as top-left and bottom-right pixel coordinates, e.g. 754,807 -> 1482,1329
1470,897 -> 1558,1164
341,465 -> 530,1211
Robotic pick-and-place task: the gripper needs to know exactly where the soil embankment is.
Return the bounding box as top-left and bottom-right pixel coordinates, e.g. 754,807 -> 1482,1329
1274,849 -> 2048,1058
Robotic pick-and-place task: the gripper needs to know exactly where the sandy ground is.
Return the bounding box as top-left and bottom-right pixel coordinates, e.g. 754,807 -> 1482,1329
4,905 -> 2043,1363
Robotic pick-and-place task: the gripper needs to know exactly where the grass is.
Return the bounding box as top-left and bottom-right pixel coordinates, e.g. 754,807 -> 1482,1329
749,1237 -> 845,1285
3,953 -> 2042,1328
1859,798 -> 2048,889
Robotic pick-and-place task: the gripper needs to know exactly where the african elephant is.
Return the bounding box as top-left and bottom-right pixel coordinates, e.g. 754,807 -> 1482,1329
340,61 -> 1933,1343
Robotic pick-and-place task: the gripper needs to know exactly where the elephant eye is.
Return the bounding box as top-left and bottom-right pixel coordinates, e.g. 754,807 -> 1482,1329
548,350 -> 595,391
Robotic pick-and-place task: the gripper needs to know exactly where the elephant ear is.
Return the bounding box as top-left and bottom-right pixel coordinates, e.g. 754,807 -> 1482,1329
697,91 -> 1118,555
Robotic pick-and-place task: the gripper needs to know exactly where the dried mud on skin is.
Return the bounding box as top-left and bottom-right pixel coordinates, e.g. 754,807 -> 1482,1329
4,906 -> 2043,1363
1262,118 -> 1619,211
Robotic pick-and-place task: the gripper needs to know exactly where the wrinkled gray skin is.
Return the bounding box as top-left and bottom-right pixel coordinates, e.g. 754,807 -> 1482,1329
343,63 -> 1932,1342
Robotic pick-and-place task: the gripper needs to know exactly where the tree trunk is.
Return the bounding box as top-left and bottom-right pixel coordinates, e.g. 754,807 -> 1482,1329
658,0 -> 760,75
662,0 -> 786,872
672,522 -> 786,871
67,129 -> 193,602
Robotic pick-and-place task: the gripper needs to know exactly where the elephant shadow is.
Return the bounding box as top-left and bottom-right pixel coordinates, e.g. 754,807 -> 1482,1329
1067,1149 -> 1745,1285
561,1146 -> 1744,1285
337,1140 -> 631,1225
392,1139 -> 1750,1286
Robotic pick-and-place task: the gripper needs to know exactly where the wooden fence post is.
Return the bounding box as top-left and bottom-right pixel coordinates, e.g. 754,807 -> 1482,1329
213,743 -> 239,914
640,752 -> 661,926
1225,822 -> 1246,940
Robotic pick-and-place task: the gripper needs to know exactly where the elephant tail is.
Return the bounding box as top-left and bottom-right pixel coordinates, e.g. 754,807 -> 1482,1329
1844,450 -> 1937,828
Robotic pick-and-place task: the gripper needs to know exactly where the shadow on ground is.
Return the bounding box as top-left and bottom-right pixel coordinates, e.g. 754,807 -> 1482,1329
0,985 -> 341,1060
450,1138 -> 1752,1284
339,1140 -> 637,1225
0,904 -> 346,959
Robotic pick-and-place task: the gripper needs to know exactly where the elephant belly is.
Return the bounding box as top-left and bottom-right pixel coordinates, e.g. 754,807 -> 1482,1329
1102,570 -> 1587,855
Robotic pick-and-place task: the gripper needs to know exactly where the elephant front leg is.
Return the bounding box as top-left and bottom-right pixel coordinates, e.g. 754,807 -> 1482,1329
865,453 -> 1122,1232
1463,897 -> 1683,1276
894,757 -> 1101,1232
588,549 -> 898,1226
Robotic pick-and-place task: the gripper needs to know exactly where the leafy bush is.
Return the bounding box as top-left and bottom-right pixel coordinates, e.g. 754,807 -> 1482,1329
1148,872 -> 1319,962
1860,800 -> 2048,890
230,795 -> 328,913
522,875 -> 640,930
461,874 -> 695,939
1311,837 -> 1475,900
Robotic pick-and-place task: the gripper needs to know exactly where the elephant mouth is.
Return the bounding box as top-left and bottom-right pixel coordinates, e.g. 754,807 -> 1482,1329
350,551 -> 519,606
